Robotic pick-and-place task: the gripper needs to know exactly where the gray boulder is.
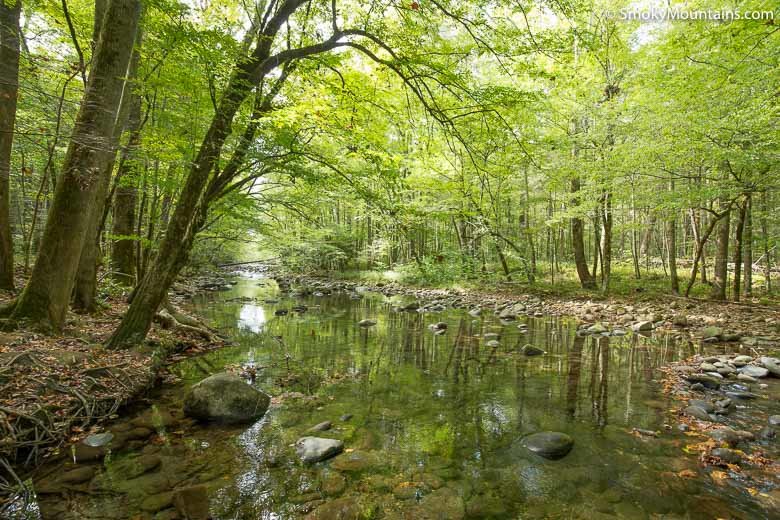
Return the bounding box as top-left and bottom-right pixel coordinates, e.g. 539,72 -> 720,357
296,437 -> 344,464
184,373 -> 270,424
760,357 -> 780,377
740,365 -> 769,379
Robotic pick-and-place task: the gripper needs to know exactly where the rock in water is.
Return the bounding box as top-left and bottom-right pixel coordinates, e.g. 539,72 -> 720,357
740,365 -> 769,379
83,432 -> 114,447
631,321 -> 653,332
296,437 -> 344,464
358,319 -> 377,327
521,432 -> 574,460
759,357 -> 780,377
587,322 -> 609,334
183,373 -> 270,424
521,344 -> 545,356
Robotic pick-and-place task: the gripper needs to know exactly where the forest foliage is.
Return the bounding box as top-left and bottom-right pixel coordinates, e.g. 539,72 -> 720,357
0,0 -> 778,344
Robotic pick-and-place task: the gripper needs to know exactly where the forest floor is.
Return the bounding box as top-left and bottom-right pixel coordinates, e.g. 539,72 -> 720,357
0,276 -> 223,497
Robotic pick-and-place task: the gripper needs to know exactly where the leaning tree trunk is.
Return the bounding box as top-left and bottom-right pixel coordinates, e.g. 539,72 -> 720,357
710,205 -> 730,301
0,0 -> 21,291
4,0 -> 140,329
106,60 -> 269,348
74,36 -> 141,310
571,177 -> 595,289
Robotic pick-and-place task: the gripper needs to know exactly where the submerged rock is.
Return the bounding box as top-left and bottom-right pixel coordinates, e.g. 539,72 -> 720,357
521,431 -> 574,460
295,437 -> 344,464
183,373 -> 270,424
358,319 -> 377,327
173,485 -> 210,520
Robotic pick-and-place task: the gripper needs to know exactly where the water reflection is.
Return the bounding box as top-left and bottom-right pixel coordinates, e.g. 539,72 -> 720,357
18,274 -> 778,519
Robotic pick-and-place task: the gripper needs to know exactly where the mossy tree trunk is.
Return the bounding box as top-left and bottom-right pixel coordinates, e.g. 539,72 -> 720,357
7,0 -> 140,329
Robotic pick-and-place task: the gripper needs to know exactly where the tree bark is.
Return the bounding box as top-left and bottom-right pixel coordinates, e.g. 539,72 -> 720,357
668,211 -> 679,294
6,0 -> 140,329
74,37 -> 141,311
107,0 -> 306,349
732,198 -> 747,301
600,191 -> 612,292
0,0 -> 21,290
710,205 -> 730,301
110,92 -> 142,285
571,177 -> 595,289
743,193 -> 752,297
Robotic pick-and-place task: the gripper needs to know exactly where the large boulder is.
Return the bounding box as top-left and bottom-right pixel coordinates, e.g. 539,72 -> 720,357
183,373 -> 270,424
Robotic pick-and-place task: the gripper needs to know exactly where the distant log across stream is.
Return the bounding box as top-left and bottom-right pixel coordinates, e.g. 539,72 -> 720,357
217,259 -> 279,267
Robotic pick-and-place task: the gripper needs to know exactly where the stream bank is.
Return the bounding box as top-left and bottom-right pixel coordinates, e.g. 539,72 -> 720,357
4,269 -> 780,518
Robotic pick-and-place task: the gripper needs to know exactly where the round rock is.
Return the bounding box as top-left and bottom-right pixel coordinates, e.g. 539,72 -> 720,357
521,432 -> 574,460
183,373 -> 270,424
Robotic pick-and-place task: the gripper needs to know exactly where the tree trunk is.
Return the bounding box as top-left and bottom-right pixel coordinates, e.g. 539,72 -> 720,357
571,177 -> 594,288
743,193 -> 752,297
732,199 -> 746,301
600,191 -> 612,292
74,38 -> 141,311
0,0 -> 21,290
6,0 -> 140,329
710,205 -> 730,301
110,93 -> 142,285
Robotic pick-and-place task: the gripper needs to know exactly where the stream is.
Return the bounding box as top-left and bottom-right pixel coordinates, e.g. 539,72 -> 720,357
15,272 -> 780,519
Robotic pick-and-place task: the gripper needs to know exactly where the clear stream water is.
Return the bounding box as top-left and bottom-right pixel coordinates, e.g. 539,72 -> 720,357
19,273 -> 780,518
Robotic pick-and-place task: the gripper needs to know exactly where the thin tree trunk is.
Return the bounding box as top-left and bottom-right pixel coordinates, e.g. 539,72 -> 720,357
0,0 -> 21,290
668,210 -> 679,294
5,0 -> 140,329
110,91 -> 142,285
710,204 -> 730,301
743,193 -> 752,297
600,191 -> 612,292
732,198 -> 746,301
571,177 -> 594,288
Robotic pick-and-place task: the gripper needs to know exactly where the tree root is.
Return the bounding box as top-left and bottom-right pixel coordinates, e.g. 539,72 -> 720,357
155,307 -> 219,343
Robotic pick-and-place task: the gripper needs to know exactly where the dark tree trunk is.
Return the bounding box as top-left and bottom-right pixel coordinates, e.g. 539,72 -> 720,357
0,0 -> 21,290
571,177 -> 595,289
6,0 -> 140,329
